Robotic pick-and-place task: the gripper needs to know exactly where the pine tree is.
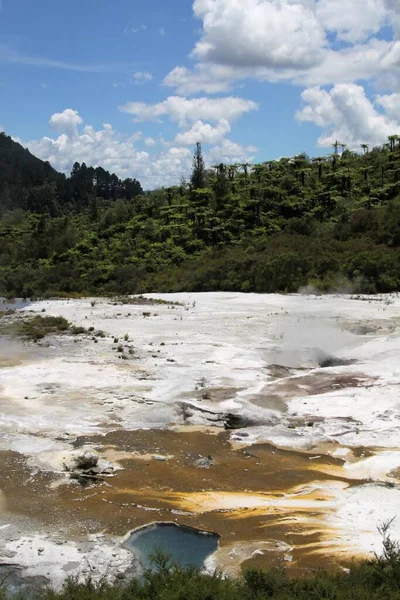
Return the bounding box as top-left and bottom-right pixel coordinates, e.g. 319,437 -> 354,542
190,142 -> 205,190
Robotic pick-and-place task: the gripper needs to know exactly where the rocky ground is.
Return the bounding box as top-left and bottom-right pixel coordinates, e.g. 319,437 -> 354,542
1,292 -> 400,586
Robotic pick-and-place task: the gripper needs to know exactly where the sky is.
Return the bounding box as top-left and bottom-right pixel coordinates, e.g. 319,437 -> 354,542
1,0 -> 400,189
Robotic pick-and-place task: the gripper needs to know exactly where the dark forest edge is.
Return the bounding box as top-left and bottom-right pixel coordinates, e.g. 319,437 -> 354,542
2,134 -> 400,297
3,540 -> 400,600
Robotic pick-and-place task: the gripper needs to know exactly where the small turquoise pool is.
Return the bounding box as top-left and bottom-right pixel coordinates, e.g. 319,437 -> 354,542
123,523 -> 219,570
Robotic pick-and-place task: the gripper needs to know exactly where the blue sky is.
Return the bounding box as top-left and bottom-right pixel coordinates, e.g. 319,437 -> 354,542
1,0 -> 399,188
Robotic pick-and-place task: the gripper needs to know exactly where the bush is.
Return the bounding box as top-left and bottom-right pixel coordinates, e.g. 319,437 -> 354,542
9,544 -> 400,600
20,315 -> 70,341
70,325 -> 88,335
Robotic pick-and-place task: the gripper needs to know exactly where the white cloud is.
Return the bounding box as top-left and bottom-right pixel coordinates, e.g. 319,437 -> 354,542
159,27 -> 167,36
133,71 -> 153,84
175,119 -> 231,145
192,0 -> 326,69
0,44 -> 124,72
49,109 -> 83,138
164,64 -> 237,94
23,109 -> 257,189
207,138 -> 257,164
376,91 -> 400,118
131,24 -> 147,33
296,38 -> 396,86
296,83 -> 400,149
386,0 -> 400,37
165,35 -> 399,93
163,0 -> 400,94
25,110 -> 243,189
119,96 -> 258,126
315,0 -> 388,43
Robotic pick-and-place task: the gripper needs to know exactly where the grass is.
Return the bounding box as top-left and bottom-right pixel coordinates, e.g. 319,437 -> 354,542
19,315 -> 70,341
111,295 -> 183,307
70,325 -> 89,335
0,314 -> 92,341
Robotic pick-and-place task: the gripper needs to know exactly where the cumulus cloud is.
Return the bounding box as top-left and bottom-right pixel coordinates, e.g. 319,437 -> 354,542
164,64 -> 237,94
315,0 -> 388,43
119,95 -> 258,126
376,91 -> 400,118
296,83 -> 400,149
23,109 -> 251,189
175,119 -> 231,145
133,71 -> 153,83
49,109 -> 83,137
192,0 -> 326,69
163,0 -> 400,94
207,138 -> 258,164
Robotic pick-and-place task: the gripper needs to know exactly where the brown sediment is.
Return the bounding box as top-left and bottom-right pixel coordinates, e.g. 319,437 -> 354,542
253,372 -> 378,407
0,429 -> 371,574
0,356 -> 25,368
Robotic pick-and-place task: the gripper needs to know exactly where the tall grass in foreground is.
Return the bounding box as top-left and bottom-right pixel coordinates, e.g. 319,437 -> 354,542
4,532 -> 400,600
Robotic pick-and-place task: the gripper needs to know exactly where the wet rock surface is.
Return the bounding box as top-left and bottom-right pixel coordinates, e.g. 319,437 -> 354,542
2,292 -> 400,584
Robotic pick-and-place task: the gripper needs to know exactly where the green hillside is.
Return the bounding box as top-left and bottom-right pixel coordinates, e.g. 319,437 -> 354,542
1,136 -> 400,297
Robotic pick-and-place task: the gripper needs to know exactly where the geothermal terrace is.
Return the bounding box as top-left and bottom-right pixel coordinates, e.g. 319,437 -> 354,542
1,292 -> 400,586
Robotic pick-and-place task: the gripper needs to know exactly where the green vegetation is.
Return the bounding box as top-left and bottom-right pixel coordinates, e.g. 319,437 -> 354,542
3,134 -> 400,296
0,132 -> 142,216
0,315 -> 89,341
5,540 -> 400,600
19,315 -> 70,340
110,296 -> 182,306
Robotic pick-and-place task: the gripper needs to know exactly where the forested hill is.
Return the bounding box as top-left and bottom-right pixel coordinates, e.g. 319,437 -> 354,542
0,132 -> 143,215
2,136 -> 400,298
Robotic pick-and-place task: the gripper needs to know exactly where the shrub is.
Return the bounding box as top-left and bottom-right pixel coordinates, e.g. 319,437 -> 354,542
70,326 -> 88,335
73,453 -> 99,471
20,315 -> 70,341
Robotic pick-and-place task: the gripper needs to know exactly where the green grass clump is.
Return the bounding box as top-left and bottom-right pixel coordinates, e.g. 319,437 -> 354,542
70,325 -> 88,335
112,296 -> 183,307
19,315 -> 70,341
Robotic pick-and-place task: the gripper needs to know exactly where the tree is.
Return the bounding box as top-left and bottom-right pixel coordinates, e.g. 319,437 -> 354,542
312,157 -> 325,181
332,140 -> 340,155
190,142 -> 205,190
388,135 -> 399,152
